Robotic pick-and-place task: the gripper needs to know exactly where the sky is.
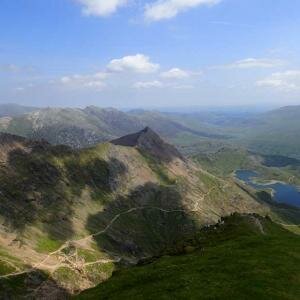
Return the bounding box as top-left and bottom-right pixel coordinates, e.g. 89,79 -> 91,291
1,0 -> 300,109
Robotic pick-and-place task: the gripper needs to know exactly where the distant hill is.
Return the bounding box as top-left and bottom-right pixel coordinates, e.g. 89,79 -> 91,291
0,103 -> 38,117
0,106 -> 143,148
238,106 -> 300,159
158,106 -> 300,159
1,104 -> 300,159
0,106 -> 228,149
129,110 -> 226,139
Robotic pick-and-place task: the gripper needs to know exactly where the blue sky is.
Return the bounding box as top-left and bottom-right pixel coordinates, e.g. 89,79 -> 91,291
1,0 -> 300,108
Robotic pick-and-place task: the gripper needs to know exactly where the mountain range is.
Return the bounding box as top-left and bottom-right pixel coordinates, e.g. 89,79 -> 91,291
1,104 -> 300,160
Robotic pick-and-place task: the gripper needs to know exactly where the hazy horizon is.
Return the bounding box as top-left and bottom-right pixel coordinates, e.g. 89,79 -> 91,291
0,101 -> 283,113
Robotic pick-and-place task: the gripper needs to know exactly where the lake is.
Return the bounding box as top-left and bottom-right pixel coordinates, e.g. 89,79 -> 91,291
235,170 -> 300,208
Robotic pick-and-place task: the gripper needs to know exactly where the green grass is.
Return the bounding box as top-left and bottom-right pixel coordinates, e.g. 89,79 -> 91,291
52,267 -> 82,286
77,248 -> 107,263
193,148 -> 253,177
193,146 -> 300,188
36,236 -> 63,253
0,260 -> 17,276
139,150 -> 176,185
0,271 -> 49,298
76,214 -> 300,300
84,262 -> 115,283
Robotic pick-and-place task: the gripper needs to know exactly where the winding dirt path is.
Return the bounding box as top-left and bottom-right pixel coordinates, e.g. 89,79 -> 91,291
0,180 -> 223,281
0,193 -> 219,281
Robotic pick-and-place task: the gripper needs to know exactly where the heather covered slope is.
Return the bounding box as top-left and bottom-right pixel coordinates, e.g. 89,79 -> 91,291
0,129 -> 267,297
77,214 -> 300,300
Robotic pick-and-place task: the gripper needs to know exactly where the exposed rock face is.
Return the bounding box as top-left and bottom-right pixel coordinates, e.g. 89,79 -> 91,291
111,127 -> 184,162
0,106 -> 144,149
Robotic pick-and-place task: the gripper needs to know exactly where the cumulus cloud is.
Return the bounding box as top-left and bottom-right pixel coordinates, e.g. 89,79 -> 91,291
77,0 -> 128,17
60,72 -> 107,89
133,80 -> 195,90
133,80 -> 164,89
160,68 -> 190,79
218,58 -> 285,69
145,0 -> 221,21
107,54 -> 160,73
256,70 -> 300,91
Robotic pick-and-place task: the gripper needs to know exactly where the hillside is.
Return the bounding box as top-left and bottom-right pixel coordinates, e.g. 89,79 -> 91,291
0,106 -> 143,148
0,103 -> 38,117
0,129 -> 268,298
129,110 -> 226,140
77,213 -> 300,300
240,106 -> 300,159
192,146 -> 300,186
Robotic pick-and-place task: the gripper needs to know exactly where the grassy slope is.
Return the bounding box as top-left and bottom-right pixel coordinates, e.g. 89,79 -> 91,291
193,148 -> 254,177
76,214 -> 300,300
193,147 -> 300,186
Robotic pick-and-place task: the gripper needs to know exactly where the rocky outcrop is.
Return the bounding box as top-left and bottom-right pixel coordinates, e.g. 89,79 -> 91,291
111,127 -> 184,163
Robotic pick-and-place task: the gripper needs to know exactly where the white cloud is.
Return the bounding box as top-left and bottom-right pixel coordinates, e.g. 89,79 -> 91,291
133,80 -> 195,90
145,0 -> 221,21
160,68 -> 190,79
173,84 -> 194,89
77,0 -> 128,17
256,70 -> 300,91
107,54 -> 160,73
133,80 -> 164,89
60,72 -> 107,89
15,87 -> 25,92
219,58 -> 285,69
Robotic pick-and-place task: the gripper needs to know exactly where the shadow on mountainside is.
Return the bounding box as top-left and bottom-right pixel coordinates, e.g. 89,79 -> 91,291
0,142 -> 126,242
86,182 -> 200,262
0,269 -> 70,299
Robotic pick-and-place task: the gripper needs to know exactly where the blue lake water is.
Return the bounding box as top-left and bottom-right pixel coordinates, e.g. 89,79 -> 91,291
235,170 -> 300,208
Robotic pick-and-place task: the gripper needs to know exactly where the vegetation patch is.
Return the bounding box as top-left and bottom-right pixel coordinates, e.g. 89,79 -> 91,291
52,267 -> 82,288
139,150 -> 175,185
76,214 -> 300,300
77,248 -> 107,263
36,236 -> 63,253
85,262 -> 115,283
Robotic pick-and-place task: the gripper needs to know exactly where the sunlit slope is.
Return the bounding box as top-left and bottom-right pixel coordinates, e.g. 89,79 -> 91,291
77,213 -> 300,300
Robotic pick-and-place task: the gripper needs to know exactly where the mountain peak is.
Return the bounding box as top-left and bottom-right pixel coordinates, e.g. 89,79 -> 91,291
111,127 -> 184,162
